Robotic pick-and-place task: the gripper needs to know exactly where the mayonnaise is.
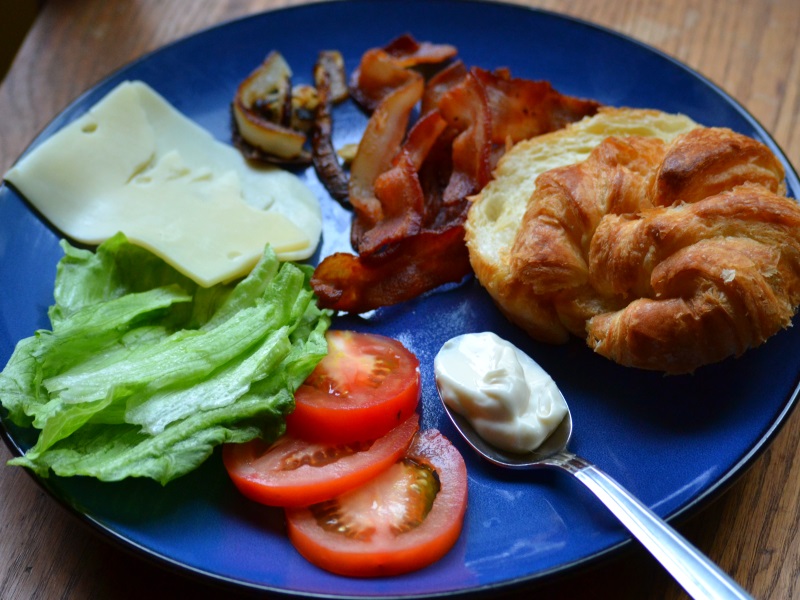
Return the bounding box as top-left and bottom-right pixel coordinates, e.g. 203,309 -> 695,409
434,332 -> 568,454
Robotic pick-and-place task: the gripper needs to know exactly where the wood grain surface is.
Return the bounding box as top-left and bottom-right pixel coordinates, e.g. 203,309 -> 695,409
1,1 -> 798,599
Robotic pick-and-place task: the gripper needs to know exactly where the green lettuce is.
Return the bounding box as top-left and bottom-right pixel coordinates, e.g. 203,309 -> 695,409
0,233 -> 331,484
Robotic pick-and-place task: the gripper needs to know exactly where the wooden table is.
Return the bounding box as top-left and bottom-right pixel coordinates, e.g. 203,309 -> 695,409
1,1 -> 798,598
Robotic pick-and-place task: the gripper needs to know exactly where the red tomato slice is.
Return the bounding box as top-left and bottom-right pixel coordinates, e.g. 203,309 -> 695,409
223,414 -> 419,507
286,330 -> 421,444
285,428 -> 468,577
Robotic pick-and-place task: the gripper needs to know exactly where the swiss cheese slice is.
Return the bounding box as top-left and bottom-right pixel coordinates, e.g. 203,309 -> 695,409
4,80 -> 322,287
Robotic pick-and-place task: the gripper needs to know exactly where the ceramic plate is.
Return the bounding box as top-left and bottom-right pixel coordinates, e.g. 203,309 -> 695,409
2,1 -> 799,597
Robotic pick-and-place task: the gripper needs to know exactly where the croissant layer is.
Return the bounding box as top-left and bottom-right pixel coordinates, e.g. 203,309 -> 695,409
466,108 -> 797,373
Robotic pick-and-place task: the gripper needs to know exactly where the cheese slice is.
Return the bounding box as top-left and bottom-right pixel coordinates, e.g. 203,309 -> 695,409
4,80 -> 322,287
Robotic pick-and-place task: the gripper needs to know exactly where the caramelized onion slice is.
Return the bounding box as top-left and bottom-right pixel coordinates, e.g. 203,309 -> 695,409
232,51 -> 309,162
318,50 -> 349,104
312,50 -> 351,205
232,103 -> 308,160
288,84 -> 320,132
238,51 -> 293,117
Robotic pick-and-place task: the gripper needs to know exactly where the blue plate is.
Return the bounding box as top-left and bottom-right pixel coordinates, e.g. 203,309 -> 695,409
1,0 -> 799,597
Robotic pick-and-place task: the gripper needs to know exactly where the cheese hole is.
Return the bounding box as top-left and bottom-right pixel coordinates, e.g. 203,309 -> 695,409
81,122 -> 98,134
227,251 -> 242,260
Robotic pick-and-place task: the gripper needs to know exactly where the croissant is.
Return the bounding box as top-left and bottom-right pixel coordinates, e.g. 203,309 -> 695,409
467,108 -> 798,373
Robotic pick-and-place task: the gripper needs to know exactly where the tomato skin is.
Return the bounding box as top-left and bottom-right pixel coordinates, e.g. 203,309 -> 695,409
286,330 -> 421,444
285,429 -> 468,577
222,414 -> 419,507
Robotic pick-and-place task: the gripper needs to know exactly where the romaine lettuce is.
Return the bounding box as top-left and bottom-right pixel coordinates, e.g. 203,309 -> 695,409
0,233 -> 331,484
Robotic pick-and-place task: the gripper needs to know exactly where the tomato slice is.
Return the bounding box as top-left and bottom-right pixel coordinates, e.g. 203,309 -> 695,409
286,330 -> 421,444
223,414 -> 419,507
285,428 -> 468,577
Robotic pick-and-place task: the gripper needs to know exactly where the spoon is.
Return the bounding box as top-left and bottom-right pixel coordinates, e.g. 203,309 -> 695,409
434,377 -> 753,600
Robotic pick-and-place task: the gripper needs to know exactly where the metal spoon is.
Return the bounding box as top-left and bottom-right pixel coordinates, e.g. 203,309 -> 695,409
435,376 -> 753,600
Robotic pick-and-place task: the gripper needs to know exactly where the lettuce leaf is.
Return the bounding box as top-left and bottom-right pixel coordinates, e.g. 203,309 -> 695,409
0,233 -> 331,483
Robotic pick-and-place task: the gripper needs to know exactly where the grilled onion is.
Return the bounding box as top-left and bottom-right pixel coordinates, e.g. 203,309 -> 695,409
232,51 -> 311,163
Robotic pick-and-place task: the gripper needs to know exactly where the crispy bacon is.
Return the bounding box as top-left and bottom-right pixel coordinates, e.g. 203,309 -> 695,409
472,67 -> 601,144
437,67 -> 603,204
311,36 -> 601,313
350,34 -> 457,111
357,152 -> 424,255
382,34 -> 458,68
348,70 -> 424,244
421,60 -> 468,115
354,111 -> 448,255
437,70 -> 494,204
311,226 -> 471,313
397,109 -> 449,171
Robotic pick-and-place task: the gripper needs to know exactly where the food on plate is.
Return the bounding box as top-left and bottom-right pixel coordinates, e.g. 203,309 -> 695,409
435,332 -> 567,453
285,428 -> 468,577
0,235 -> 330,483
467,107 -> 800,373
286,330 -> 420,444
311,226 -> 472,312
467,108 -> 699,344
223,413 -> 419,507
3,80 -> 322,287
232,49 -> 354,202
223,330 -> 466,576
232,51 -> 310,163
348,34 -> 457,112
232,50 -> 349,165
311,50 -> 353,205
310,35 -> 601,313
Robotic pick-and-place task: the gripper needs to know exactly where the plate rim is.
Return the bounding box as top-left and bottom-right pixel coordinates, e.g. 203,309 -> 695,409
2,0 -> 799,597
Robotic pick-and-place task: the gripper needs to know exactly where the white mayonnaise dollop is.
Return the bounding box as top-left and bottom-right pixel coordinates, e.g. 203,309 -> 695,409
434,332 -> 568,453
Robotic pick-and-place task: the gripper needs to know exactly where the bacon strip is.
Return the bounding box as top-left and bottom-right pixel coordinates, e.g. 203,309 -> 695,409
473,67 -> 601,144
350,34 -> 457,111
348,70 -> 424,240
421,60 -> 468,116
311,226 -> 471,313
382,34 -> 458,68
311,37 -> 601,313
437,70 -> 494,204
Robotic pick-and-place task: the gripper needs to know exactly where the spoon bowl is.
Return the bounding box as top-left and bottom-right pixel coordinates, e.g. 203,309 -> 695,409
440,395 -> 573,469
435,373 -> 752,600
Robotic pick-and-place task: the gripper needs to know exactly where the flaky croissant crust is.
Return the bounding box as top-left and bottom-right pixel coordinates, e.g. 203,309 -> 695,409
508,126 -> 799,373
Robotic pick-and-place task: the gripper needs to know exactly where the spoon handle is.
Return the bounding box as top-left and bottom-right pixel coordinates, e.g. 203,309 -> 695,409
551,453 -> 752,600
